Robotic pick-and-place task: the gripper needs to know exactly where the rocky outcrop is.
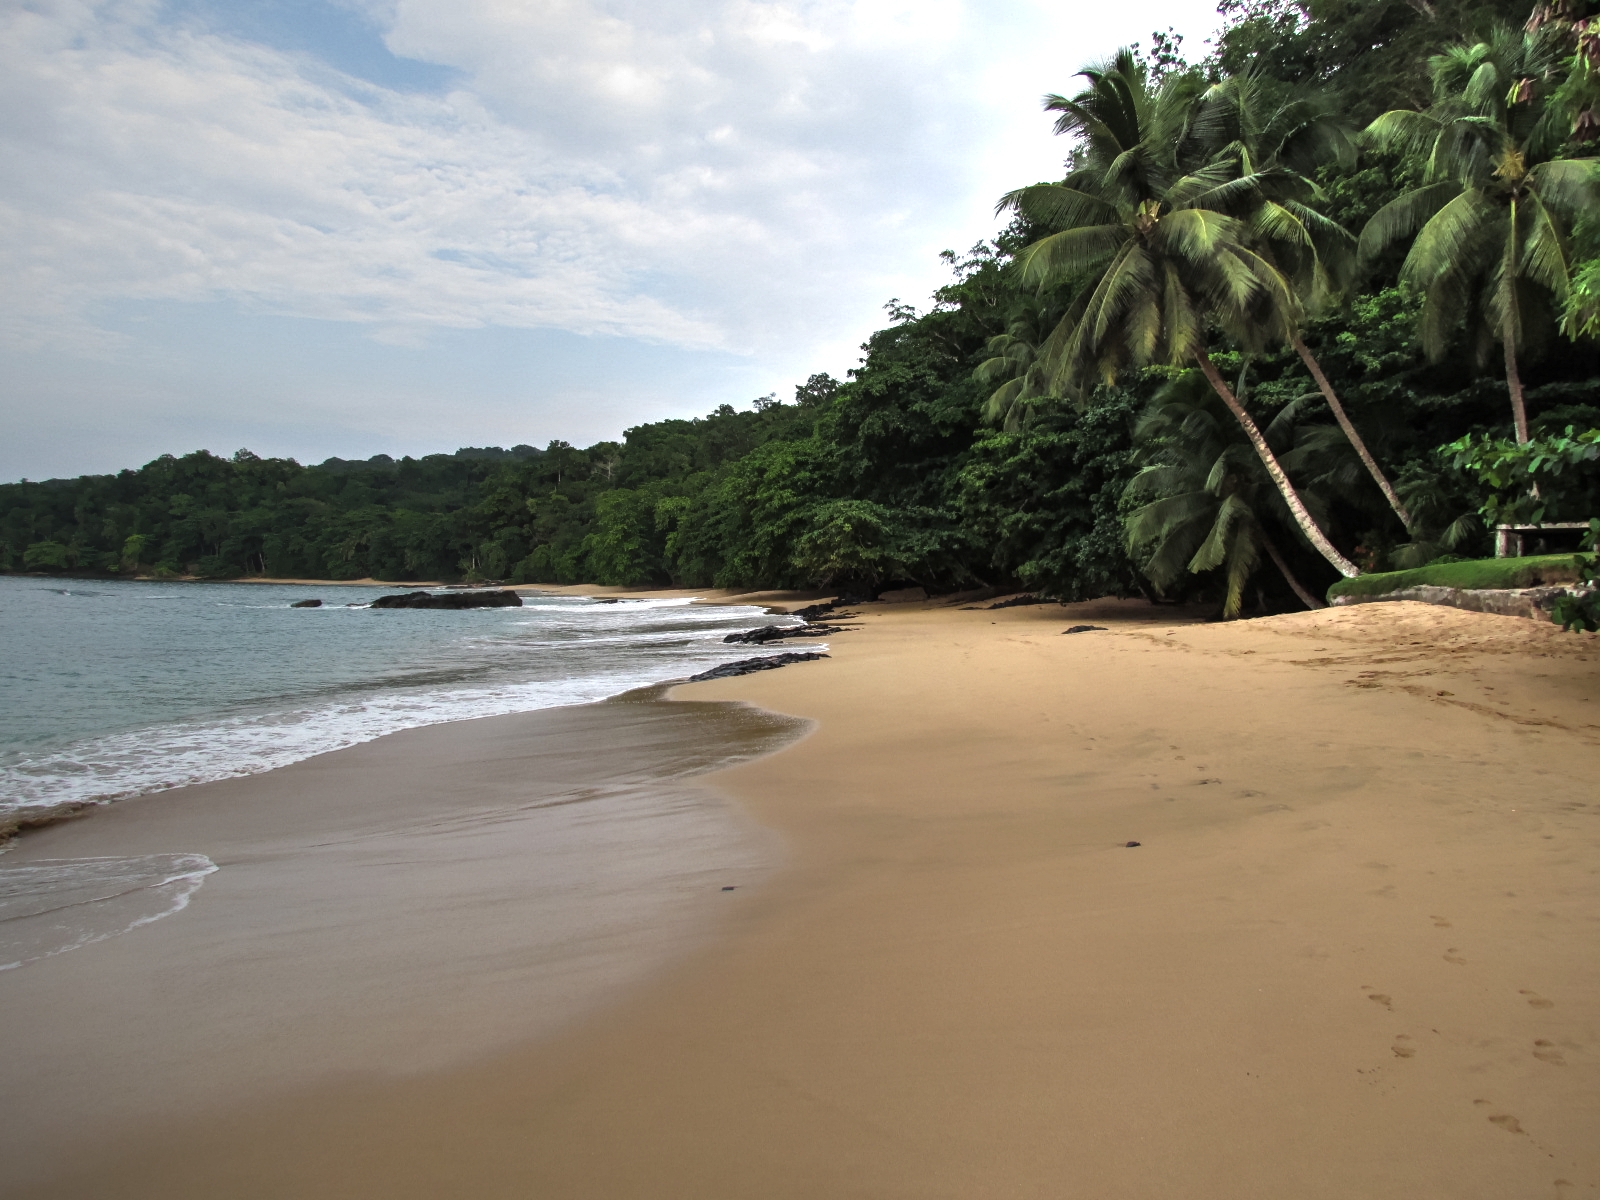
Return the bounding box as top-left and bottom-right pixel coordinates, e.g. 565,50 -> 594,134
1330,584 -> 1586,621
988,593 -> 1049,610
789,596 -> 868,620
290,599 -> 322,608
370,589 -> 523,610
688,651 -> 828,682
723,624 -> 848,645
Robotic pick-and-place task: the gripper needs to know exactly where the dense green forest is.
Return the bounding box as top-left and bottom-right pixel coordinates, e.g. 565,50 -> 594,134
5,0 -> 1599,610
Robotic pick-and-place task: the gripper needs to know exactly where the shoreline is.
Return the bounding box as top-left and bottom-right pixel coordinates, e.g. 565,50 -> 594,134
8,596 -> 1599,1197
0,692 -> 809,1192
0,583 -> 808,848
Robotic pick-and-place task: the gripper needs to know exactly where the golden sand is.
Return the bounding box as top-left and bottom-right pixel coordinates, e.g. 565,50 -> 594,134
9,597 -> 1598,1199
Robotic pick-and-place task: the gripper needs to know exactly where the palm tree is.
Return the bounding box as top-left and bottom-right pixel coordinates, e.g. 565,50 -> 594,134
1191,66 -> 1417,532
1003,51 -> 1362,577
1361,24 -> 1600,443
972,300 -> 1057,430
1125,372 -> 1326,615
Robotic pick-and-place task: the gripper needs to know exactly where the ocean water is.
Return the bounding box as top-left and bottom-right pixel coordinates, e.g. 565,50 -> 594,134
0,577 -> 810,970
0,577 -> 801,818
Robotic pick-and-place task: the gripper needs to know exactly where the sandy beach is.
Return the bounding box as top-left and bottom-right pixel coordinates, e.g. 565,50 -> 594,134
6,595 -> 1598,1198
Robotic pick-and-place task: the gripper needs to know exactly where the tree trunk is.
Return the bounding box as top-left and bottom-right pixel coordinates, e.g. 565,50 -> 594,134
1258,527 -> 1326,610
1503,202 -> 1530,444
1195,351 -> 1362,578
1291,335 -> 1415,533
1504,325 -> 1530,444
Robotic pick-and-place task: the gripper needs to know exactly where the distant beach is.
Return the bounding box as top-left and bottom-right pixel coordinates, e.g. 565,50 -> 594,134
3,593 -> 1596,1198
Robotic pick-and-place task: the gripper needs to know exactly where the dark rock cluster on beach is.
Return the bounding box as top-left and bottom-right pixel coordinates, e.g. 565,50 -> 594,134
723,623 -> 848,645
688,651 -> 829,682
789,597 -> 866,621
370,589 -> 523,610
987,594 -> 1050,609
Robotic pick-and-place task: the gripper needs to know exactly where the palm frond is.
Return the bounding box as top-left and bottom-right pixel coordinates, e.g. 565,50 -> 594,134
1519,194 -> 1571,302
1084,242 -> 1156,352
1420,269 -> 1474,359
1013,224 -> 1127,289
996,183 -> 1117,227
1358,180 -> 1460,264
1189,492 -> 1251,574
1526,159 -> 1600,220
1399,187 -> 1500,291
1123,463 -> 1194,500
1265,391 -> 1323,442
1363,109 -> 1446,158
1221,512 -> 1262,618
1161,260 -> 1200,364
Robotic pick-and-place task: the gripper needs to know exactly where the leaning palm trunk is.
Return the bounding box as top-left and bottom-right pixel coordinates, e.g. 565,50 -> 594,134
1503,203 -> 1531,444
1503,328 -> 1530,444
1258,527 -> 1327,609
1290,336 -> 1416,531
1195,352 -> 1362,577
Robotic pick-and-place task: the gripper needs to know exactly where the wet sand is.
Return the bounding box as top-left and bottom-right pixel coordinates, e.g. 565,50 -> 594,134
0,693 -> 806,1193
8,596 -> 1599,1198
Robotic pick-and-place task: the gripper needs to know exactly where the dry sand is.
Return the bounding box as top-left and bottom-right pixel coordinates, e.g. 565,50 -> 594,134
9,597 -> 1599,1199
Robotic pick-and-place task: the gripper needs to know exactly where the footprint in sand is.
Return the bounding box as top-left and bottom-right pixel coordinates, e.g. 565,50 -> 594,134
1488,1114 -> 1525,1134
1520,990 -> 1555,1009
1431,915 -> 1452,928
1368,993 -> 1393,1011
1392,1036 -> 1416,1059
1532,1040 -> 1566,1066
1444,949 -> 1467,965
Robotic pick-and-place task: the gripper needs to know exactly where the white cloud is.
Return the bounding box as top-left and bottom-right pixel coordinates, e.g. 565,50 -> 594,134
2,0 -> 1222,353
0,0 -> 1224,476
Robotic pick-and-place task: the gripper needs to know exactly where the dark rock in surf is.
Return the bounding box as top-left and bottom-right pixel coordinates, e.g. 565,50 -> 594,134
688,651 -> 828,682
290,599 -> 322,608
723,624 -> 847,645
370,589 -> 523,610
726,624 -> 788,644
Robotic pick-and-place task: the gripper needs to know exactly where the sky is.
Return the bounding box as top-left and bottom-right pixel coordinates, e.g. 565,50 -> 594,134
1,0 -> 1227,481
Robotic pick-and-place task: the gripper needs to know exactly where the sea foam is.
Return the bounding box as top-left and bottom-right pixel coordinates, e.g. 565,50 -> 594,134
0,587 -> 813,820
0,854 -> 218,970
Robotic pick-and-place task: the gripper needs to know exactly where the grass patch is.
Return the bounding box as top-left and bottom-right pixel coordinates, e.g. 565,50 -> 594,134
1327,554 -> 1593,602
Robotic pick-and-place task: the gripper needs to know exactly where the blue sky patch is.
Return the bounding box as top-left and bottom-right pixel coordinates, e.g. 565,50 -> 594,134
162,0 -> 459,92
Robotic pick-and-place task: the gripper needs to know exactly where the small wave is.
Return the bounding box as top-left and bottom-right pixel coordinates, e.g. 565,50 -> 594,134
0,589 -> 799,820
0,632 -> 804,814
0,853 -> 217,970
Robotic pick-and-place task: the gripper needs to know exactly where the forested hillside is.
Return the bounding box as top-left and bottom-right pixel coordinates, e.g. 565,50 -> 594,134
5,0 -> 1598,609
